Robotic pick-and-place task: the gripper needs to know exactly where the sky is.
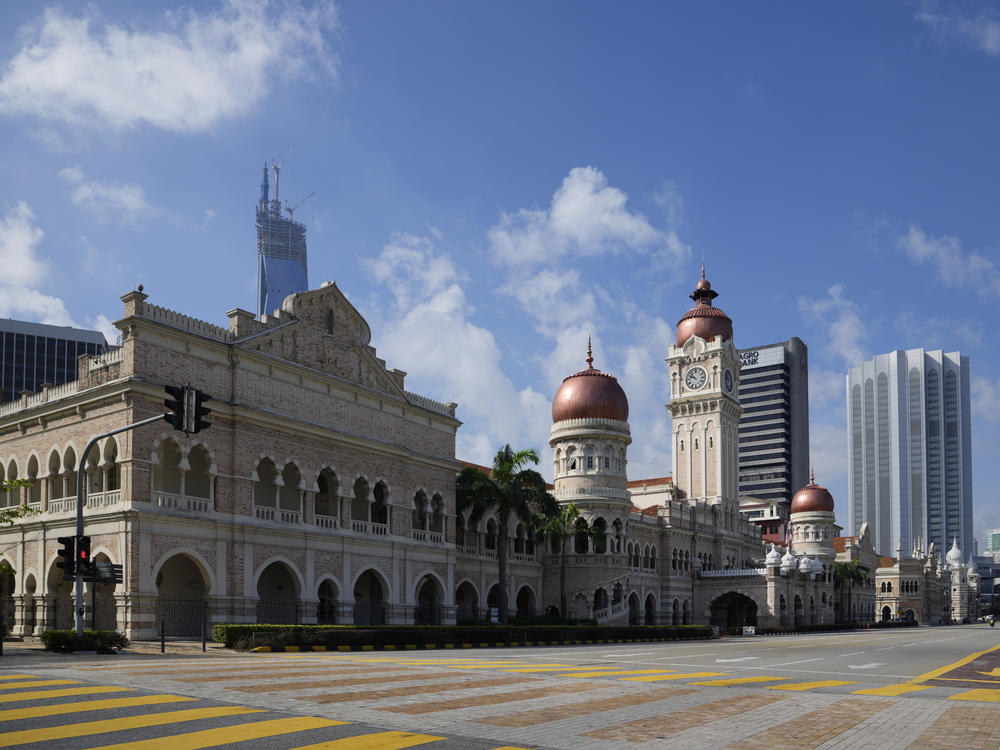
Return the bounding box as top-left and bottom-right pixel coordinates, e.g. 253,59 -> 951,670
0,1 -> 998,549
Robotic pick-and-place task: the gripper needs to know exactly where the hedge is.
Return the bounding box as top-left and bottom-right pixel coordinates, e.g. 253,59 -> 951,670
212,623 -> 713,651
41,630 -> 130,653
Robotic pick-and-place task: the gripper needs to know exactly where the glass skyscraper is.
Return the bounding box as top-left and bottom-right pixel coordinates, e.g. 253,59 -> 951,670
256,164 -> 309,319
0,318 -> 108,403
846,349 -> 972,558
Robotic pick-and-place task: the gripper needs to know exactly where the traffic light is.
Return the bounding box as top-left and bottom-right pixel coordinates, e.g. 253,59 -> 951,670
163,385 -> 186,431
57,536 -> 75,580
191,390 -> 212,434
76,535 -> 91,574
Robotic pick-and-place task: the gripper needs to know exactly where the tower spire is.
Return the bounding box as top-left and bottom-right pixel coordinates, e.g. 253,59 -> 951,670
586,336 -> 594,369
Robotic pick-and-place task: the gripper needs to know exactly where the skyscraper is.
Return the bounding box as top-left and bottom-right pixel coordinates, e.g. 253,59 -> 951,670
736,338 -> 810,506
846,349 -> 973,557
256,163 -> 309,319
0,318 -> 108,403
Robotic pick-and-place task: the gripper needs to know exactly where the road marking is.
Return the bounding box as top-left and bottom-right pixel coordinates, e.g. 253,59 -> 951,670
290,731 -> 449,749
947,689 -> 1000,703
502,666 -> 617,673
88,717 -> 348,750
0,674 -> 41,682
839,651 -> 866,657
0,706 -> 263,747
0,686 -> 127,704
622,672 -> 728,682
0,694 -> 194,722
847,663 -> 885,670
852,685 -> 932,697
558,669 -> 676,678
689,676 -> 788,686
979,668 -> 1000,677
769,658 -> 824,666
875,646 -> 896,650
907,641 -> 1000,684
768,680 -> 856,691
0,678 -> 82,690
715,657 -> 759,663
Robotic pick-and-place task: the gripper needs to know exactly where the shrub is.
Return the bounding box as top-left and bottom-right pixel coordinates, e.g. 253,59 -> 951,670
41,630 -> 129,652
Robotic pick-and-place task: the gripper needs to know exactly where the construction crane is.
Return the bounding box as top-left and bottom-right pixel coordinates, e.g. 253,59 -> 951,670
271,144 -> 295,203
285,192 -> 315,222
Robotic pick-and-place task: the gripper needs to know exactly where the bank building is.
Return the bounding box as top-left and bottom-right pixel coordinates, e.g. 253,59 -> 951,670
0,271 -> 853,638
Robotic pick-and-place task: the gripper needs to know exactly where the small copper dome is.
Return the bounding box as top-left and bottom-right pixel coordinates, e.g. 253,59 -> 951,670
552,339 -> 629,423
791,470 -> 835,514
676,265 -> 733,346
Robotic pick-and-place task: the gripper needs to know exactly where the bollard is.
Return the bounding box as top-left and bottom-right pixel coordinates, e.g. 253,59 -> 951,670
161,622 -> 165,653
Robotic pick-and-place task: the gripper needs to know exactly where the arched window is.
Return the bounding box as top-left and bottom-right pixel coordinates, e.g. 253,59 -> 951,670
514,523 -> 526,554
315,469 -> 339,520
372,482 -> 389,526
47,450 -> 62,501
254,459 -> 278,508
485,518 -> 498,550
280,464 -> 302,514
26,455 -> 40,505
63,447 -> 77,500
155,441 -> 182,495
187,446 -> 212,500
103,440 -> 120,493
412,490 -> 428,531
431,493 -> 444,534
593,518 -> 607,553
650,547 -> 657,572
352,477 -> 370,527
574,517 -> 589,554
456,514 -> 466,547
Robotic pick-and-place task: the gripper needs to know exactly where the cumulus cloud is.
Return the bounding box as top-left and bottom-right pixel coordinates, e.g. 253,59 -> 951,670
364,233 -> 550,465
0,1 -> 339,133
488,167 -> 688,268
0,202 -> 74,324
972,376 -> 1000,422
898,225 -> 1000,298
59,166 -> 157,224
797,284 -> 867,368
916,3 -> 1000,56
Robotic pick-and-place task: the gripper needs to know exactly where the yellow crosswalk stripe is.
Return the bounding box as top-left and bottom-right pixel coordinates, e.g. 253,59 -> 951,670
0,686 -> 130,704
0,678 -> 82,690
768,680 -> 856,691
290,730 -> 448,749
558,669 -> 676,678
622,671 -> 728,682
690,676 -> 788,686
88,717 -> 348,750
502,666 -> 609,673
947,689 -> 1000,702
0,694 -> 195,722
0,706 -> 262,747
852,684 -> 932,697
0,675 -> 41,682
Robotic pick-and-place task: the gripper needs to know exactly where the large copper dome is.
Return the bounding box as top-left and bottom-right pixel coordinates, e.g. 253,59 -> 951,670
791,470 -> 835,514
552,341 -> 629,423
676,267 -> 733,347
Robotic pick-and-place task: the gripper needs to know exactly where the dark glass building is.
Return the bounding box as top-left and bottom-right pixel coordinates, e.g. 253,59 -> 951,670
0,319 -> 108,403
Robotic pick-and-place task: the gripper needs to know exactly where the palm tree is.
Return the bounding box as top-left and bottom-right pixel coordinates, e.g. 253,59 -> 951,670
456,445 -> 554,623
536,502 -> 600,620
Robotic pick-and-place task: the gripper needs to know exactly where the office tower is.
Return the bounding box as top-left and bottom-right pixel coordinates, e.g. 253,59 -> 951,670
846,349 -> 972,557
0,318 -> 108,403
736,338 -> 810,506
986,529 -> 1000,553
256,161 -> 309,319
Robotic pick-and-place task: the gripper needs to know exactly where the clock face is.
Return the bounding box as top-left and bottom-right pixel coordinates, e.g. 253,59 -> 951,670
724,369 -> 734,392
684,366 -> 707,390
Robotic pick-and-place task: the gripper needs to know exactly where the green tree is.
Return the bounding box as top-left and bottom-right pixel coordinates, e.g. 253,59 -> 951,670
456,445 -> 554,623
0,479 -> 34,526
535,502 -> 602,619
833,559 -> 870,624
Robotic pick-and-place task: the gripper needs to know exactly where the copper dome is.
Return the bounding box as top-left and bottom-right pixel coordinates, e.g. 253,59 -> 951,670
552,340 -> 629,423
791,470 -> 835,514
676,266 -> 733,347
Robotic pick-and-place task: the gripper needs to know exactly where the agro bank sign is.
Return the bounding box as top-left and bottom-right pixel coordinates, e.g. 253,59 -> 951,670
739,346 -> 785,370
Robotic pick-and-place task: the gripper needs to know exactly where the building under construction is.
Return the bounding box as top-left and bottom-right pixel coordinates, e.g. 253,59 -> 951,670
256,157 -> 309,318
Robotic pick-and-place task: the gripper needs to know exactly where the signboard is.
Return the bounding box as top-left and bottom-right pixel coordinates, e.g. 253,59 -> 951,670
81,561 -> 123,584
738,347 -> 785,370
742,625 -> 756,636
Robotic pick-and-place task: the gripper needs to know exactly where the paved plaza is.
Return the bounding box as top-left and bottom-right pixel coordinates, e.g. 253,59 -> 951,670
1,625 -> 999,748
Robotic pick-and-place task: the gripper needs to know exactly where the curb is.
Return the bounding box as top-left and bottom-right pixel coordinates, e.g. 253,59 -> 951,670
250,636 -> 710,653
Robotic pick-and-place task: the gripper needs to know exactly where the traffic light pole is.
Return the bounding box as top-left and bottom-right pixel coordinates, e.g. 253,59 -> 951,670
74,414 -> 165,637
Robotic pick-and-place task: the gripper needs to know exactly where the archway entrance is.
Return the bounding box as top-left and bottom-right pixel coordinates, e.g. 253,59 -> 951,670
881,605 -> 892,622
628,592 -> 640,625
486,584 -> 501,622
317,580 -> 338,625
256,562 -> 299,624
710,592 -> 758,630
415,576 -> 442,624
516,586 -> 536,618
86,553 -> 117,631
455,582 -> 479,622
644,594 -> 656,625
155,554 -> 208,635
0,564 -> 14,632
354,570 -> 386,625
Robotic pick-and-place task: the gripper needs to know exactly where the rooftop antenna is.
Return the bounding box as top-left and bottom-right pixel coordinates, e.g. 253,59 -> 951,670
271,144 -> 295,203
285,192 -> 315,222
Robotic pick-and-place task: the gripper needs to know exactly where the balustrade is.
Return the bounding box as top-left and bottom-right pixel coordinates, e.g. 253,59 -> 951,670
157,493 -> 212,514
314,514 -> 339,530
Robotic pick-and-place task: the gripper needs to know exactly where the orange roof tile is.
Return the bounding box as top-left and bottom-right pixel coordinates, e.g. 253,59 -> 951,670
877,556 -> 896,568
627,476 -> 672,488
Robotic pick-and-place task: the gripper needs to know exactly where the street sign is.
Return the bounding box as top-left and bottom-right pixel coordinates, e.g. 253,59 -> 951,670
81,561 -> 123,584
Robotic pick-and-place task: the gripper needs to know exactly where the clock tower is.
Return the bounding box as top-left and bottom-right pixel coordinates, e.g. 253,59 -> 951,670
666,267 -> 742,506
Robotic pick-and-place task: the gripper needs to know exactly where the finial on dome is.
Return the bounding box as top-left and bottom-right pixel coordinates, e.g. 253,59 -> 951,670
701,260 -> 705,280
586,336 -> 593,369
810,466 -> 815,485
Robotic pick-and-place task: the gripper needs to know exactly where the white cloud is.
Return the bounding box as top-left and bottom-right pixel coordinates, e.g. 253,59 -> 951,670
898,225 -> 1000,298
0,1 -> 339,133
973,376 -> 1000,422
797,284 -> 867,368
0,201 -> 74,325
917,4 -> 1000,56
500,269 -> 596,339
651,180 -> 685,226
809,367 -> 845,407
59,166 -> 156,225
488,166 -> 687,268
88,313 -> 120,346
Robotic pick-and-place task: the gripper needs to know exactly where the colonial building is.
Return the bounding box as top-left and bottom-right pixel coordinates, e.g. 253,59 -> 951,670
1,271 -> 857,638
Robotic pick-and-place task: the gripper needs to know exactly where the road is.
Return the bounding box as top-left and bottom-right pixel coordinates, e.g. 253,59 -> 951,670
1,624 -> 999,749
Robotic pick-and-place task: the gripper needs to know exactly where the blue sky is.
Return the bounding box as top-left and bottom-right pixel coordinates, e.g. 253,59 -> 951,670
1,1 -> 998,550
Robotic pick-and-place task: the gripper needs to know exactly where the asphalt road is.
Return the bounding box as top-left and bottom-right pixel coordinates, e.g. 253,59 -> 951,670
1,624 -> 999,749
